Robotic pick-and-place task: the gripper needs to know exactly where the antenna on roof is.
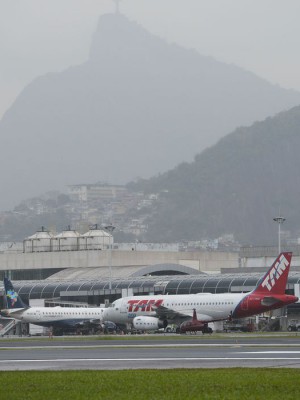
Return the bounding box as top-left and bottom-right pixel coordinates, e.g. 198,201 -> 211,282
113,0 -> 121,14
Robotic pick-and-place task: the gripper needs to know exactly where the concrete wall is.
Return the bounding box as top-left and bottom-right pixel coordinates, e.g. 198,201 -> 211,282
241,254 -> 300,269
0,249 -> 238,273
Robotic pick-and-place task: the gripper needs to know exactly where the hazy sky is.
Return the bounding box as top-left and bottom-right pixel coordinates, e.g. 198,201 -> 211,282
1,0 -> 300,119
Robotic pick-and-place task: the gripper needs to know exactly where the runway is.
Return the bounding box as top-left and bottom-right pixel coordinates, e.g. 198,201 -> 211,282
1,335 -> 300,370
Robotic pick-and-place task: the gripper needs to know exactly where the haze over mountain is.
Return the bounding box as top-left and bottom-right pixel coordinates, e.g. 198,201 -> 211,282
131,105 -> 300,245
1,12 -> 300,211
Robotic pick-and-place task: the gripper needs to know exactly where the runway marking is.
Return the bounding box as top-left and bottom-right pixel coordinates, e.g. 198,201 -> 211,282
1,357 -> 300,363
1,343 -> 300,350
240,351 -> 300,354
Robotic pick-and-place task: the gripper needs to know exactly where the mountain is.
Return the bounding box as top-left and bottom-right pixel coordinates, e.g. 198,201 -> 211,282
130,106 -> 300,245
1,12 -> 300,211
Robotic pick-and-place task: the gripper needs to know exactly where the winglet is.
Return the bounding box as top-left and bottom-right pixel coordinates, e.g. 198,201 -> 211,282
253,252 -> 292,295
4,278 -> 28,309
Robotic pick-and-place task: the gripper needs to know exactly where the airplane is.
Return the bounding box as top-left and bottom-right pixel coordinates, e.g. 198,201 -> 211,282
0,278 -> 109,334
105,252 -> 298,332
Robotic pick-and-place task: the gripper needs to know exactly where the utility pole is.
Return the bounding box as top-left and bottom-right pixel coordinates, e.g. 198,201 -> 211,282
104,224 -> 115,290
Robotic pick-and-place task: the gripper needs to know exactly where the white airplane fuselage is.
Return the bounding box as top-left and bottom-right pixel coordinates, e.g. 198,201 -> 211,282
2,306 -> 108,328
105,293 -> 245,326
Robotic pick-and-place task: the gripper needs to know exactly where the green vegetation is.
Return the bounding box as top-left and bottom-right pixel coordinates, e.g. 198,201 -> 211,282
130,105 -> 300,244
0,331 -> 299,344
0,369 -> 299,400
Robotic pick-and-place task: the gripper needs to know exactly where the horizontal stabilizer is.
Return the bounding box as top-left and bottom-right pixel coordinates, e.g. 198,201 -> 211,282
261,296 -> 283,306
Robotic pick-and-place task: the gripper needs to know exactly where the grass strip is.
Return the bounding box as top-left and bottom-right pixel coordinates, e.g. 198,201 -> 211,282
0,368 -> 299,399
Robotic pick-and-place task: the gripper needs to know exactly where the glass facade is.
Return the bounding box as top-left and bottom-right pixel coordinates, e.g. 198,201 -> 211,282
4,272 -> 300,304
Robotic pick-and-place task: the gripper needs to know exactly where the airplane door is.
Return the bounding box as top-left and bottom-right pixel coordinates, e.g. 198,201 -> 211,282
120,300 -> 128,313
36,310 -> 41,320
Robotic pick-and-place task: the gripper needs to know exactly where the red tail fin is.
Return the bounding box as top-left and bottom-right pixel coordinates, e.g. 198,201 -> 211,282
254,252 -> 292,295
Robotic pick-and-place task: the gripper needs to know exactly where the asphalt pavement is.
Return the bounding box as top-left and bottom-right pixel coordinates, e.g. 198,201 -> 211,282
1,333 -> 300,370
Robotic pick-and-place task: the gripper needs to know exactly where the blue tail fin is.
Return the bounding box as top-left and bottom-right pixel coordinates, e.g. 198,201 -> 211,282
4,278 -> 28,309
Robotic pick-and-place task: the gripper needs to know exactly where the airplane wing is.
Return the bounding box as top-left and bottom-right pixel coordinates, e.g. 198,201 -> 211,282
153,305 -> 213,322
75,319 -> 102,327
154,305 -> 192,320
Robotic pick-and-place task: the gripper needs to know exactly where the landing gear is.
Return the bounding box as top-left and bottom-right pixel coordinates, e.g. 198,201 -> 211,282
202,324 -> 213,334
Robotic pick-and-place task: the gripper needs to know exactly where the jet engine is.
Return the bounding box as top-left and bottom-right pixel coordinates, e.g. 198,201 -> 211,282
133,316 -> 164,330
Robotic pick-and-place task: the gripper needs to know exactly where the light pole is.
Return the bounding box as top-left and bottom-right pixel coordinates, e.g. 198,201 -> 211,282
104,224 -> 115,290
273,215 -> 285,254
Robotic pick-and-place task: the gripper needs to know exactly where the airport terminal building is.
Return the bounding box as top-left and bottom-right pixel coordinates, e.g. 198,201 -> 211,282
1,228 -> 300,333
